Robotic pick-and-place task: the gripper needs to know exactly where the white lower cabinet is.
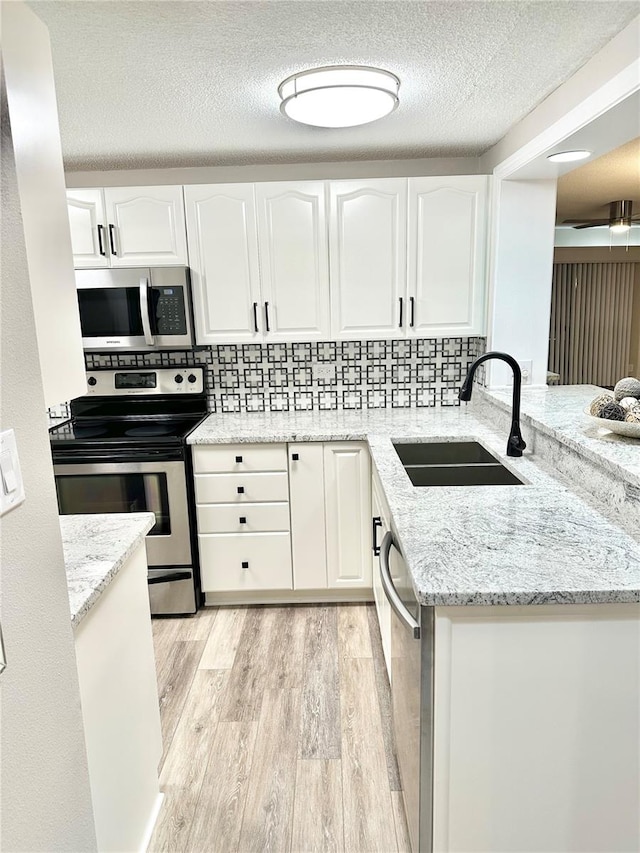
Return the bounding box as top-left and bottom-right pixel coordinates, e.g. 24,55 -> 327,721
323,442 -> 372,589
194,440 -> 372,598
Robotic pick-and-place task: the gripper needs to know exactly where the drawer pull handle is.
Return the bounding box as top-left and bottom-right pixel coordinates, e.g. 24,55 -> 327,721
235,455 -> 243,463
237,486 -> 245,494
239,516 -> 247,524
241,561 -> 249,569
292,453 -> 299,461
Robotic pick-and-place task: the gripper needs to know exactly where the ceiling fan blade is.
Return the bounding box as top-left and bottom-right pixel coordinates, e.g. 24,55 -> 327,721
572,220 -> 610,229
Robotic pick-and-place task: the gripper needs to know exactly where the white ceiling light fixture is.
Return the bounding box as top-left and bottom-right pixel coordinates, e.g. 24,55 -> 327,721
546,149 -> 592,163
609,199 -> 633,233
278,65 -> 400,128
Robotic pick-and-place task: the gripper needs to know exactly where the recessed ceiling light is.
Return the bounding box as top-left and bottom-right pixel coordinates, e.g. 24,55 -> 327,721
278,65 -> 400,128
546,149 -> 591,163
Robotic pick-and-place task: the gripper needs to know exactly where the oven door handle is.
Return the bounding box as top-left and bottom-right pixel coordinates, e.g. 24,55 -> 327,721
147,569 -> 192,585
139,276 -> 155,346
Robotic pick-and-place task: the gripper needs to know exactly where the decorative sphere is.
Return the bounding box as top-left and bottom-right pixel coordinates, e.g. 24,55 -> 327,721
599,401 -> 626,421
625,409 -> 640,424
613,377 -> 640,401
589,393 -> 614,416
619,396 -> 640,411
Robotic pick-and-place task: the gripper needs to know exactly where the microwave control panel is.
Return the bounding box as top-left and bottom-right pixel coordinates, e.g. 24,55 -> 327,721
154,287 -> 187,335
85,367 -> 204,396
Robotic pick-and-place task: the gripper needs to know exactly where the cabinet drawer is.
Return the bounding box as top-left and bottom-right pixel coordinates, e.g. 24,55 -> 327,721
197,502 -> 290,534
195,472 -> 289,504
199,532 -> 292,591
193,444 -> 288,473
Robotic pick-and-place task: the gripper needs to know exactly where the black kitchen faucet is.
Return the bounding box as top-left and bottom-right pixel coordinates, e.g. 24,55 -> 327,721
459,351 -> 527,457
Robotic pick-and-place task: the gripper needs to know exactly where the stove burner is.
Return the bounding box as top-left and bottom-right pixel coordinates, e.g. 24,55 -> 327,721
124,424 -> 173,437
73,425 -> 108,438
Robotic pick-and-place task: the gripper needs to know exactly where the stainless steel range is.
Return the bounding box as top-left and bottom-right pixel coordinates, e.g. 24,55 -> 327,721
50,367 -> 208,615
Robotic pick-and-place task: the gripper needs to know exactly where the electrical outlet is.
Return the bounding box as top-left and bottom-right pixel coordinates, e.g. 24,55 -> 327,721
313,363 -> 336,382
519,360 -> 533,385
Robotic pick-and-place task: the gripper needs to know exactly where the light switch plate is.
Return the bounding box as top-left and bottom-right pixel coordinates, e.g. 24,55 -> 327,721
0,429 -> 25,516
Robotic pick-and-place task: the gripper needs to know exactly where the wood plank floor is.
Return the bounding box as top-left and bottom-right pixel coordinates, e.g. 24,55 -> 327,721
148,603 -> 409,853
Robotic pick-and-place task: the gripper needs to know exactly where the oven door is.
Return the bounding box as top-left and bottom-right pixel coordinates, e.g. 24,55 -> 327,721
54,460 -> 192,568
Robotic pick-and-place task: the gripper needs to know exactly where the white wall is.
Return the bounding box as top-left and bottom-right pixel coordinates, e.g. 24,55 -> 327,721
65,155 -> 481,188
0,79 -> 97,851
2,1 -> 86,409
487,179 -> 558,387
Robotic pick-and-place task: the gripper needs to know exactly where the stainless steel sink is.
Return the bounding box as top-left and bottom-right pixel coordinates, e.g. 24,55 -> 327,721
392,441 -> 524,487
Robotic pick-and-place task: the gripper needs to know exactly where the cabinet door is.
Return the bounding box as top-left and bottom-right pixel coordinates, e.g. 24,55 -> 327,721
256,183 -> 330,341
67,188 -> 108,268
324,442 -> 372,589
329,179 -> 407,340
407,176 -> 488,337
104,185 -> 188,267
184,184 -> 262,344
289,443 -> 328,589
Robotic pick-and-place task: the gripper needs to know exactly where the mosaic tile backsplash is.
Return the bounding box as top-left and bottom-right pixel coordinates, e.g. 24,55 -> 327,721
80,337 -> 486,414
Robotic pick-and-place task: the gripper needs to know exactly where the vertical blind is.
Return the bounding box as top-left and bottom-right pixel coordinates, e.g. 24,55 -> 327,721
549,262 -> 635,386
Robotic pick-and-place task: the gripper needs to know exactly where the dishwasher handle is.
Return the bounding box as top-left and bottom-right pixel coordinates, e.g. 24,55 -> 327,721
380,531 -> 420,639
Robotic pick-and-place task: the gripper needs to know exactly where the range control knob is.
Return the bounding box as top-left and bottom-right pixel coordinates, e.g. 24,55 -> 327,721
174,374 -> 184,384
87,376 -> 97,386
187,374 -> 197,384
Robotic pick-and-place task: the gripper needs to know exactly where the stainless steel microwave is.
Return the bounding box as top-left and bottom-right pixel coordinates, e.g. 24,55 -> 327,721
75,267 -> 195,352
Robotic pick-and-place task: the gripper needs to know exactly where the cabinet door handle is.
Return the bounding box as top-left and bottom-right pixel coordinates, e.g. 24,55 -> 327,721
292,453 -> 299,461
241,561 -> 249,569
96,224 -> 106,256
108,224 -> 118,255
237,486 -> 245,494
239,516 -> 247,524
399,297 -> 404,328
253,302 -> 259,333
410,296 -> 415,328
372,516 -> 382,556
264,301 -> 270,333
235,455 -> 243,463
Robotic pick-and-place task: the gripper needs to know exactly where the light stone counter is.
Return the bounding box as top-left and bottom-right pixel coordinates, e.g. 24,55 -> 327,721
188,407 -> 640,607
60,512 -> 155,627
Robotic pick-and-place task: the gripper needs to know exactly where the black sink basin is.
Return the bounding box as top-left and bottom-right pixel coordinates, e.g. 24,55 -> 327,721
392,441 -> 524,487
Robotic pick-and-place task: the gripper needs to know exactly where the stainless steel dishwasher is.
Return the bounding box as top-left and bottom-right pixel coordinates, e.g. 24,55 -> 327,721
380,530 -> 434,853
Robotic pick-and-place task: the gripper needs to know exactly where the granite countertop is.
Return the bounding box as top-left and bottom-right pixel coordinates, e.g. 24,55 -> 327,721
188,406 -> 640,607
61,512 -> 155,627
481,385 -> 640,487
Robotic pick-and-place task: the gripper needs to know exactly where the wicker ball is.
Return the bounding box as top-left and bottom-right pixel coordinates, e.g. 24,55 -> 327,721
589,393 -> 614,416
613,377 -> 640,401
625,409 -> 640,424
599,401 -> 626,421
619,396 -> 640,411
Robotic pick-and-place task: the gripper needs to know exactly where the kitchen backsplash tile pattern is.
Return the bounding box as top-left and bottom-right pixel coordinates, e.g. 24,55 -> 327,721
77,337 -> 486,414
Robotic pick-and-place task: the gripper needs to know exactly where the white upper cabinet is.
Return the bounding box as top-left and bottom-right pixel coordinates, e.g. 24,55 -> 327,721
255,182 -> 330,341
329,178 -> 407,340
184,184 -> 261,345
104,186 -> 188,267
407,176 -> 488,337
66,188 -> 109,268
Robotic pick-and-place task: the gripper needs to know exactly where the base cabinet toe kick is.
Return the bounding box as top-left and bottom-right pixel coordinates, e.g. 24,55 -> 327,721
379,531 -> 640,852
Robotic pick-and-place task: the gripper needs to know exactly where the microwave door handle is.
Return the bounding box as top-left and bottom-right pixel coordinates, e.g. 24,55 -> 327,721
139,277 -> 155,345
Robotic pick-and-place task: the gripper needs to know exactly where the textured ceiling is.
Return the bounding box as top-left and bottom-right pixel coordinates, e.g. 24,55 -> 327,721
30,0 -> 639,171
556,138 -> 640,223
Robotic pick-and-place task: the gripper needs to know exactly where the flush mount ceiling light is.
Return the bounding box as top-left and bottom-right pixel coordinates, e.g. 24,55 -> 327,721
546,149 -> 591,163
278,65 -> 400,128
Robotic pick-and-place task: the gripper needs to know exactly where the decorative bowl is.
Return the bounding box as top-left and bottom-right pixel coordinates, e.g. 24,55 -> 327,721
583,407 -> 640,439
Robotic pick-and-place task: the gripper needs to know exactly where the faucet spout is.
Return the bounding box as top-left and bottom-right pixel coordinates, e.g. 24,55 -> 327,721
458,351 -> 527,458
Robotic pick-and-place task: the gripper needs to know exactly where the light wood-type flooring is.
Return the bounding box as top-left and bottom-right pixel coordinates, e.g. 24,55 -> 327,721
147,603 -> 410,853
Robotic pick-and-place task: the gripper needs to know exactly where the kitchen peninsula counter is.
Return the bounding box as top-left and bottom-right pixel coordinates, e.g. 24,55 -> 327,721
187,405 -> 640,607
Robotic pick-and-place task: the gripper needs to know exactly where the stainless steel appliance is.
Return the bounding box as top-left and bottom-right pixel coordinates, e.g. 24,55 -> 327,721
50,367 -> 208,615
380,530 -> 434,852
76,266 -> 195,352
